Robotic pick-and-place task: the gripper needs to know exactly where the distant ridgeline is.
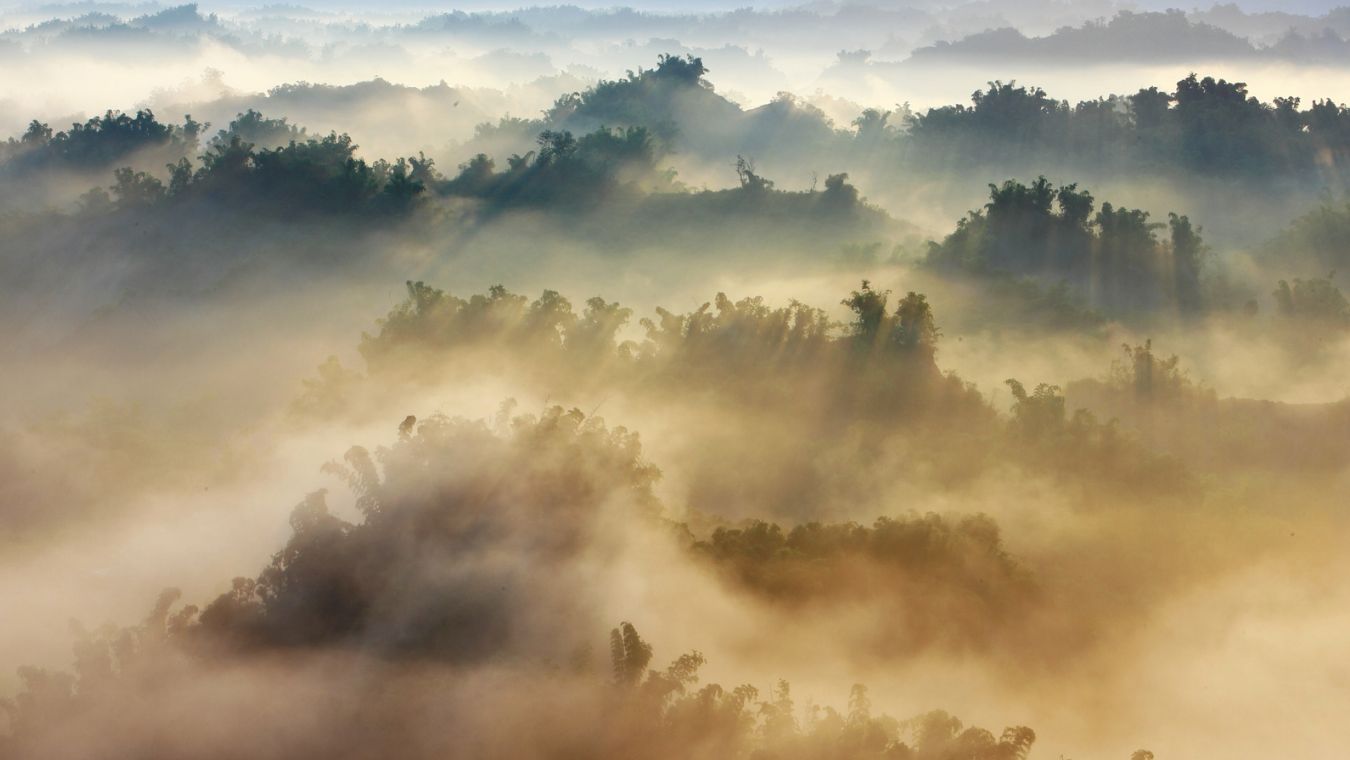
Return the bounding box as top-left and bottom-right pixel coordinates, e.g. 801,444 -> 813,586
901,74 -> 1350,178
904,9 -> 1350,66
10,54 -> 1350,199
0,108 -> 1239,324
3,55 -> 1349,325
0,65 -> 877,223
470,55 -> 1350,181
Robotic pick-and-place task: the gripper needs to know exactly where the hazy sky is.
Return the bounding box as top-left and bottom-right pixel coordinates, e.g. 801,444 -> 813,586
5,0 -> 1350,13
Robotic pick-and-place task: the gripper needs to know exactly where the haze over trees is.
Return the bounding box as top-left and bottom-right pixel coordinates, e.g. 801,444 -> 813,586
2,13 -> 1348,760
0,401 -> 1155,759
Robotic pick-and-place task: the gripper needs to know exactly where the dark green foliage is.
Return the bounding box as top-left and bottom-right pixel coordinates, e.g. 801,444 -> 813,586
1169,213 -> 1205,314
542,53 -> 724,144
450,59 -> 1350,194
12,61 -> 1350,208
841,282 -> 938,358
0,110 -> 199,173
928,178 -> 1205,318
734,155 -> 774,193
132,119 -> 428,216
0,107 -> 434,217
821,172 -> 859,207
210,109 -> 306,151
442,125 -> 663,207
909,82 -> 1069,163
109,167 -> 166,208
467,54 -> 850,178
229,132 -> 379,212
904,73 -> 1350,179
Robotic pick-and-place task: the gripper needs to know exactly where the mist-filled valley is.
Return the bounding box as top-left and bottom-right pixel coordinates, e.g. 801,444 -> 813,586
2,2 -> 1349,759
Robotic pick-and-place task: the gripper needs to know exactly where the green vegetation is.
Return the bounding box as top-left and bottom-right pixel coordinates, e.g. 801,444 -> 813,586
0,110 -> 201,173
904,74 -> 1350,178
926,177 -> 1205,318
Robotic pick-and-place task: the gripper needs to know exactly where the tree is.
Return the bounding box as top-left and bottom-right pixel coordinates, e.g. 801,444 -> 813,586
536,129 -> 578,165
1000,726 -> 1037,760
893,291 -> 939,353
1273,276 -> 1350,327
1169,213 -> 1204,314
652,53 -> 708,85
734,155 -> 774,193
212,109 -> 305,151
821,172 -> 859,208
1129,86 -> 1173,131
1006,379 -> 1067,439
380,156 -> 426,209
610,621 -> 653,687
20,120 -> 52,147
110,167 -> 165,208
843,280 -> 890,340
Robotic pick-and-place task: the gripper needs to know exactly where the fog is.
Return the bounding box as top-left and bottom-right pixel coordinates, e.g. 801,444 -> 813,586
2,2 -> 1349,759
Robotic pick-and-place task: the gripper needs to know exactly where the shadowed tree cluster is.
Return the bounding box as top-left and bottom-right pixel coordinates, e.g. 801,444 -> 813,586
0,109 -> 201,174
14,61 -> 1350,215
691,513 -> 1033,654
903,74 -> 1350,178
315,282 -> 1190,514
927,178 -> 1206,317
524,53 -> 727,146
598,622 -> 1043,760
1273,276 -> 1350,328
466,54 -> 853,181
0,609 -> 1063,760
88,111 -> 436,216
442,127 -> 868,218
3,95 -> 878,224
0,406 -> 1070,759
210,108 -> 307,150
0,109 -> 434,216
186,406 -> 658,658
1002,377 -> 1187,494
461,59 -> 1350,190
442,125 -> 669,207
354,280 -> 971,423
